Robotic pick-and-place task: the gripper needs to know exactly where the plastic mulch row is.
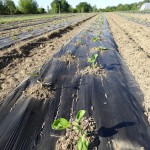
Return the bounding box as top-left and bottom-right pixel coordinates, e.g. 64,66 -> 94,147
0,14 -> 94,50
0,16 -> 150,149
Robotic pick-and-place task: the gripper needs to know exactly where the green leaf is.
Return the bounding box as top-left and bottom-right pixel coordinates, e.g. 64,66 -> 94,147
76,110 -> 86,122
77,137 -> 89,150
88,54 -> 98,64
88,57 -> 94,63
52,118 -> 71,130
98,46 -> 108,51
94,54 -> 98,59
73,126 -> 79,133
77,138 -> 83,150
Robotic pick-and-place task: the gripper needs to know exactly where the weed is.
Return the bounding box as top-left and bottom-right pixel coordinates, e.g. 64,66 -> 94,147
52,110 -> 89,150
88,54 -> 98,68
27,70 -> 39,77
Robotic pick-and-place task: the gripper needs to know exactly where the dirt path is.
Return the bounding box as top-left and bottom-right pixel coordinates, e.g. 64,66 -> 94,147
107,13 -> 150,122
0,15 -> 97,102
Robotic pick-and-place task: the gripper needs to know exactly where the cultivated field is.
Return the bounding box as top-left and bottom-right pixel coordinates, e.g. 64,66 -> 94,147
0,12 -> 150,149
107,12 -> 150,122
118,12 -> 150,26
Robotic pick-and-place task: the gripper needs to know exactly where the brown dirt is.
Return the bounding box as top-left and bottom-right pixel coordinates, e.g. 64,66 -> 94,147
0,15 -> 97,102
79,66 -> 105,76
58,53 -> 78,66
118,12 -> 150,22
23,82 -> 54,100
106,13 -> 150,122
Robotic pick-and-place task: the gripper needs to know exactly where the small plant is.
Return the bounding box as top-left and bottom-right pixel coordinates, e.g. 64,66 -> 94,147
27,69 -> 39,77
27,28 -> 33,32
88,54 -> 98,68
99,16 -> 104,27
52,110 -> 89,150
11,35 -> 17,40
76,39 -> 83,45
97,46 -> 108,51
93,37 -> 100,42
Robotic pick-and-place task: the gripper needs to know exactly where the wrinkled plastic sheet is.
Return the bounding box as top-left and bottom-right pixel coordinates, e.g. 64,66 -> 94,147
0,17 -> 150,150
0,14 -> 94,50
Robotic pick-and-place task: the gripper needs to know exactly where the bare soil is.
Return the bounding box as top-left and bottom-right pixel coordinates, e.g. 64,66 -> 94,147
23,82 -> 54,100
118,12 -> 150,22
107,13 -> 150,122
0,15 -> 97,102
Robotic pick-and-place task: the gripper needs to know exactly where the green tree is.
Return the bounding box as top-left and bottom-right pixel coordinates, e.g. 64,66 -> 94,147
51,0 -> 60,13
61,0 -> 70,12
51,0 -> 70,13
4,0 -> 16,15
69,6 -> 77,13
76,2 -> 92,13
144,0 -> 150,2
92,5 -> 97,12
0,0 -> 5,14
130,3 -> 138,10
38,8 -> 45,14
19,0 -> 38,14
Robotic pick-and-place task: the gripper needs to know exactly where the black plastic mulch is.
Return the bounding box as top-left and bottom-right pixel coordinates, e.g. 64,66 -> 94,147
0,16 -> 150,150
0,14 -> 94,50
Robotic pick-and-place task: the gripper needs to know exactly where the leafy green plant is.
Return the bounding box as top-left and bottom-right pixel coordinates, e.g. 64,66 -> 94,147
88,54 -> 98,67
52,110 -> 89,150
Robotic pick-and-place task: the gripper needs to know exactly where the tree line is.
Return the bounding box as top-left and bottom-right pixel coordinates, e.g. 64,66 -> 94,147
0,0 -> 45,15
0,0 -> 98,15
100,0 -> 150,12
0,0 -> 149,15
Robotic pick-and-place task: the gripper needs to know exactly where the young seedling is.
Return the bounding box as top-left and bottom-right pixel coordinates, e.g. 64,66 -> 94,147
99,16 -> 104,27
11,35 -> 17,40
27,28 -> 33,32
52,110 -> 89,150
88,54 -> 98,68
29,72 -> 39,77
93,37 -> 100,42
76,39 -> 83,45
97,46 -> 108,51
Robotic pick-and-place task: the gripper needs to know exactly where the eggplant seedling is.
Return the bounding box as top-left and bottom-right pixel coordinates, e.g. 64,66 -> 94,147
88,54 -> 98,68
52,110 -> 89,150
